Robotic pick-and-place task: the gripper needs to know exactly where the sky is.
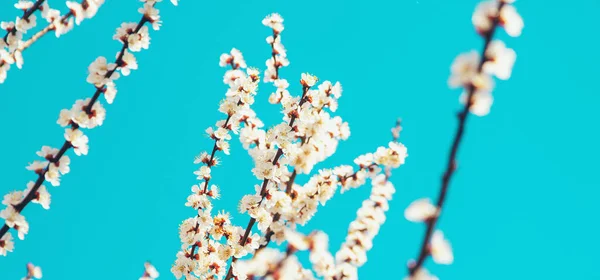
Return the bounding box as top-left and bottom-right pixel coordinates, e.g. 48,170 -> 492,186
1,0 -> 599,279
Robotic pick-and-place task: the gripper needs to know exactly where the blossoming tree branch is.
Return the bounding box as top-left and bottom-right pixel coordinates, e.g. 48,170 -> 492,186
170,13 -> 408,279
0,0 -> 523,279
0,0 -> 177,259
404,0 -> 522,279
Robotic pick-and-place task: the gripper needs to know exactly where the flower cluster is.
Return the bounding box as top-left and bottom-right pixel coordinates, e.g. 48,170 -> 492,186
330,122 -> 403,280
140,262 -> 160,280
0,0 -> 105,84
0,0 -> 175,256
448,0 -> 523,116
262,13 -> 287,82
234,229 -> 326,280
172,13 -> 409,280
172,49 -> 263,279
233,123 -> 405,280
22,262 -> 43,280
333,174 -> 397,279
253,141 -> 407,247
222,14 -> 357,279
405,1 -> 523,279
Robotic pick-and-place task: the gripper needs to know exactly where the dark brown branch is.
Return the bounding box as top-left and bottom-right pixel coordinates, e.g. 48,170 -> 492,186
407,1 -> 506,276
0,14 -> 151,241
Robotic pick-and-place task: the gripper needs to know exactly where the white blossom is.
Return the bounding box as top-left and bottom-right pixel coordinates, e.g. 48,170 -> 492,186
448,51 -> 480,89
460,90 -> 493,116
0,206 -> 24,228
15,1 -> 34,10
301,73 -> 318,87
499,4 -> 523,37
430,230 -> 454,265
139,262 -> 159,280
262,13 -> 284,33
405,198 -> 438,222
119,50 -> 138,76
23,262 -> 43,280
0,233 -> 14,256
484,40 -> 516,80
64,128 -> 89,156
2,191 -> 23,206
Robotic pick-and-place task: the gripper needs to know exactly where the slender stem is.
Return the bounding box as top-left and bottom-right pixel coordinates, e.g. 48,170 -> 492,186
0,15 -> 151,241
408,1 -> 506,276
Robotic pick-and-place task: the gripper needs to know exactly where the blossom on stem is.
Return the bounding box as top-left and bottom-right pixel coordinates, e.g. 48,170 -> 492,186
430,230 -> 453,265
22,262 -> 43,280
139,262 -> 159,280
0,233 -> 14,256
483,40 -> 516,80
404,198 -> 438,222
406,1 -> 523,278
460,89 -> 493,116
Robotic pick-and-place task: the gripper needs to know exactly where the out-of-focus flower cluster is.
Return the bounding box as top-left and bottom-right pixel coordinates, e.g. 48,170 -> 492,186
21,262 -> 42,280
0,0 -> 105,84
0,0 -> 176,257
333,174 -> 397,279
172,13 -> 408,280
140,262 -> 160,280
448,0 -> 523,116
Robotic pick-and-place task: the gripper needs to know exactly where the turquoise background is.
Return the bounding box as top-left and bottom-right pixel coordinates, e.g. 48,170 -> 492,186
1,0 -> 599,279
